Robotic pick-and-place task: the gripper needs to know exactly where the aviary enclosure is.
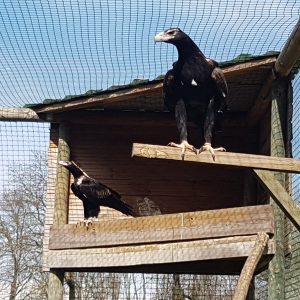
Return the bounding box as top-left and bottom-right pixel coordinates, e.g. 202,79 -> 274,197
0,1 -> 300,299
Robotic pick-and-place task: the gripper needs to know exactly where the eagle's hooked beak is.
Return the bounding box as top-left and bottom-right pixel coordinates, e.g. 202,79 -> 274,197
154,31 -> 167,42
58,160 -> 69,167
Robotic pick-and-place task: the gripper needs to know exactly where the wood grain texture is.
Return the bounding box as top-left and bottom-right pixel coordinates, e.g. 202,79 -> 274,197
46,235 -> 275,272
67,124 -> 248,223
0,107 -> 41,121
49,205 -> 274,250
132,143 -> 300,173
275,19 -> 300,77
253,169 -> 300,232
233,232 -> 269,300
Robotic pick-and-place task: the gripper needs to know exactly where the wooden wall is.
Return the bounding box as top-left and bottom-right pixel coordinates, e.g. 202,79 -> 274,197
65,114 -> 259,224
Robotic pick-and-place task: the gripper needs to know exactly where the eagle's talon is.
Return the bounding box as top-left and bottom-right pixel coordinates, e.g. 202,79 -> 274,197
199,143 -> 225,161
168,141 -> 197,159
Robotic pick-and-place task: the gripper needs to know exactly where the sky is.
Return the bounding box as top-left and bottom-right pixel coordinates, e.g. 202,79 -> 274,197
0,0 -> 299,107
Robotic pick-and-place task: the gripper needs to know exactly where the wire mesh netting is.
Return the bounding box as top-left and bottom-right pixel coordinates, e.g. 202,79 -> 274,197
0,0 -> 300,299
0,0 -> 299,107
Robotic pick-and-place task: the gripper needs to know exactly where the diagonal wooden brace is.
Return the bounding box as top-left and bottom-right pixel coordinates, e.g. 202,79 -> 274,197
253,169 -> 300,232
233,232 -> 269,300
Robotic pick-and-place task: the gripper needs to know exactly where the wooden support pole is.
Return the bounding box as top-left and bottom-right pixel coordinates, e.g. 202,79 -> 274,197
274,18 -> 300,78
132,143 -> 300,174
47,123 -> 70,300
268,78 -> 287,299
233,233 -> 269,300
48,270 -> 64,300
0,107 -> 41,121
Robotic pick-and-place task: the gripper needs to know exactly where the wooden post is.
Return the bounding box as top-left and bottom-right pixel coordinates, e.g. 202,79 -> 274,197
47,123 -> 70,300
0,107 -> 41,121
233,233 -> 269,300
274,19 -> 300,78
268,78 -> 287,299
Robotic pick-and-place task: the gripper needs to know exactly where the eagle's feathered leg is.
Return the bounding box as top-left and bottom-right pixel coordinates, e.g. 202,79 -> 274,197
168,99 -> 197,160
199,97 -> 226,160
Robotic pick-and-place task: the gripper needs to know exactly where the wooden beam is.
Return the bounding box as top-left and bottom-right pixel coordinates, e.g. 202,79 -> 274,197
47,124 -> 70,300
131,143 -> 300,174
49,205 -> 274,250
252,169 -> 300,232
46,235 -> 275,272
233,232 -> 269,300
275,19 -> 300,77
48,270 -> 64,300
33,57 -> 276,114
53,124 -> 70,225
267,77 -> 287,299
0,107 -> 41,121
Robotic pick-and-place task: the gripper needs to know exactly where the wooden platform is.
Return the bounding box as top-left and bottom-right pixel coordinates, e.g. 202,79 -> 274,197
47,205 -> 275,274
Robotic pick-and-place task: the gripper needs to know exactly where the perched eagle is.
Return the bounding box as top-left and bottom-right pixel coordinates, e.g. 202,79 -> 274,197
154,28 -> 228,159
59,161 -> 135,222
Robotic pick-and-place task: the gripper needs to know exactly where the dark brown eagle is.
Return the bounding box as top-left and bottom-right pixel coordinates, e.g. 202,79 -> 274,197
59,161 -> 136,223
154,28 -> 228,159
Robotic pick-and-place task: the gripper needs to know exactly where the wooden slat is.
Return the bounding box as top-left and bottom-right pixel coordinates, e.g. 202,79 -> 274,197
131,143 -> 300,173
49,205 -> 274,250
46,235 -> 274,271
34,57 -> 276,114
252,169 -> 300,232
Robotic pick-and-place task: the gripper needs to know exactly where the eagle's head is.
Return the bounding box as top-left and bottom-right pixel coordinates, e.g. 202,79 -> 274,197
59,160 -> 74,169
154,28 -> 187,44
59,160 -> 86,177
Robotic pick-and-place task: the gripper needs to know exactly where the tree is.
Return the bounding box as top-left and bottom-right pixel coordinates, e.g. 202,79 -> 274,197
0,152 -> 48,299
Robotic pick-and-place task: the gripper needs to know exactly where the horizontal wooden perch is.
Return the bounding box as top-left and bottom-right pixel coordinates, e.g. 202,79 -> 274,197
47,235 -> 274,273
132,143 -> 300,174
49,205 -> 274,250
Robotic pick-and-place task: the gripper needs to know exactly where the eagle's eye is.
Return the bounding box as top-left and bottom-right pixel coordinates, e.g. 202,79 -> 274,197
167,29 -> 176,35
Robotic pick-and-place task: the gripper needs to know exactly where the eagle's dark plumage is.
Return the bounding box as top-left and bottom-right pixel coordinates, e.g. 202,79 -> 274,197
154,28 -> 228,159
59,161 -> 135,221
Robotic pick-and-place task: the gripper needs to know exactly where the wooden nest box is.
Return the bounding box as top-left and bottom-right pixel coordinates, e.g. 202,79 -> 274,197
15,48 -> 298,299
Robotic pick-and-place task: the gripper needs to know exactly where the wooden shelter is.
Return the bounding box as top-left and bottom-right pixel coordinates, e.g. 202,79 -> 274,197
2,19 -> 299,300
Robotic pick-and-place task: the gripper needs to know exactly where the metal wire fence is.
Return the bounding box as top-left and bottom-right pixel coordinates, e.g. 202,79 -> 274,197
0,0 -> 300,299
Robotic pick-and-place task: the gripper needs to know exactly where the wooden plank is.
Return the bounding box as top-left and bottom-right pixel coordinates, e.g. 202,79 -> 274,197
34,57 -> 276,114
132,143 -> 300,173
233,232 -> 269,300
46,235 -> 274,271
0,107 -> 42,121
49,205 -> 274,250
275,19 -> 300,77
253,169 -> 300,232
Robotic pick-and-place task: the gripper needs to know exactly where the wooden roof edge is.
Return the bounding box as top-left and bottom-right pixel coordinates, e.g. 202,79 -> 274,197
31,55 -> 277,114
